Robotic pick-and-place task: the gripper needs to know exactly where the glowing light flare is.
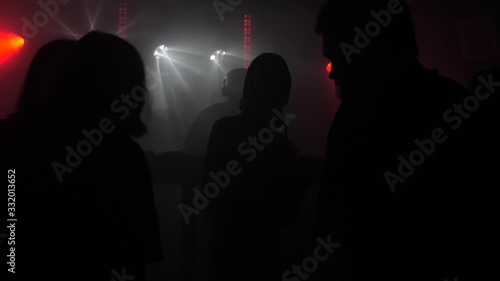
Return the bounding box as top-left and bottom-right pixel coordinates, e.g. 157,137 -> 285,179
326,62 -> 332,73
84,0 -> 104,31
210,50 -> 226,62
0,33 -> 24,64
154,45 -> 169,59
55,19 -> 82,39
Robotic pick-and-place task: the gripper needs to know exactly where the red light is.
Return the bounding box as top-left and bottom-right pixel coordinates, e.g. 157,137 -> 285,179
326,62 -> 332,73
243,14 -> 252,69
118,3 -> 128,39
0,32 -> 24,64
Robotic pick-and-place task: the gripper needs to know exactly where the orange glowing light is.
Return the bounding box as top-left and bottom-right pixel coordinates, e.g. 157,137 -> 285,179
0,32 -> 25,64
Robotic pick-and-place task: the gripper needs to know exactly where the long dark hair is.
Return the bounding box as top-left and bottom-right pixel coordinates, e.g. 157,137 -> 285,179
17,39 -> 77,117
47,31 -> 149,138
240,53 -> 291,114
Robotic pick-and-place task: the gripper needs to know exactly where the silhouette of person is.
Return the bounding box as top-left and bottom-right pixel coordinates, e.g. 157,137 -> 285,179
184,68 -> 247,156
467,67 -> 500,132
4,32 -> 162,281
0,38 -> 76,279
0,39 -> 76,138
204,54 -> 298,281
463,67 -> 500,281
181,70 -> 247,280
315,1 -> 482,280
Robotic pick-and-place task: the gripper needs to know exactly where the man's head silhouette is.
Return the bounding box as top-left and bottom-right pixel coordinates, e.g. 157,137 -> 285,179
222,68 -> 247,100
316,0 -> 418,88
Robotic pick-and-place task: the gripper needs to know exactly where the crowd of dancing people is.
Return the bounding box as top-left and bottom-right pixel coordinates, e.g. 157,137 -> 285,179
1,0 -> 499,280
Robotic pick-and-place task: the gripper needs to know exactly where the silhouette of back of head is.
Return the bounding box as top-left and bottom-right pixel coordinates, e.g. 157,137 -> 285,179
17,39 -> 76,117
50,31 -> 148,138
240,53 -> 291,113
222,68 -> 247,99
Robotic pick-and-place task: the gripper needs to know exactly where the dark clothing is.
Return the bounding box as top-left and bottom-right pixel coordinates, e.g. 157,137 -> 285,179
184,101 -> 240,156
2,116 -> 162,281
0,115 -> 16,140
204,112 -> 298,281
462,67 -> 500,281
318,65 -> 487,281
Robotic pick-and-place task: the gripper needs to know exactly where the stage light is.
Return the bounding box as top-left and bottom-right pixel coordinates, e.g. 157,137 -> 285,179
243,14 -> 252,68
118,1 -> 128,39
210,49 -> 226,63
0,33 -> 24,64
154,45 -> 168,59
11,37 -> 24,49
326,62 -> 332,73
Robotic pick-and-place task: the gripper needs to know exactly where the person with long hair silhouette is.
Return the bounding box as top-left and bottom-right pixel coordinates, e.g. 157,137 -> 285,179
204,53 -> 298,281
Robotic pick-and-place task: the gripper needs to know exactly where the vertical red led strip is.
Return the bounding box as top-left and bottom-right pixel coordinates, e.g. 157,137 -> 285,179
243,15 -> 252,69
119,1 -> 128,39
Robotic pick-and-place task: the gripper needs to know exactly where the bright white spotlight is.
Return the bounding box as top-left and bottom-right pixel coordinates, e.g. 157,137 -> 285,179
154,45 -> 169,59
210,49 -> 226,63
